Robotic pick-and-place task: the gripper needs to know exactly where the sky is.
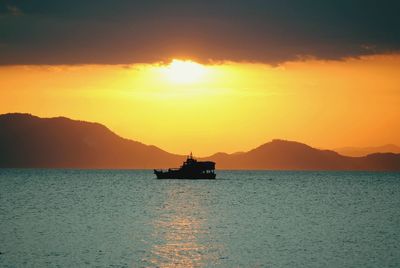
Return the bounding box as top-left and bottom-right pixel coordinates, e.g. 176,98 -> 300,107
1,0 -> 400,156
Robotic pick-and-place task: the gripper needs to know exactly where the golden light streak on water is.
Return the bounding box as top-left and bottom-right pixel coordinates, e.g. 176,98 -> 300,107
148,183 -> 220,267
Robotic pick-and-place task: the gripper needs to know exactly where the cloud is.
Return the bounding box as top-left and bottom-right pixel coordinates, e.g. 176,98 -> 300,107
0,2 -> 22,17
0,0 -> 399,65
7,5 -> 22,16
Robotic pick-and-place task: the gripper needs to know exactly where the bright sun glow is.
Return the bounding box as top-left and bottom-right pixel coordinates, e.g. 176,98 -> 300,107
163,59 -> 207,84
2,55 -> 400,156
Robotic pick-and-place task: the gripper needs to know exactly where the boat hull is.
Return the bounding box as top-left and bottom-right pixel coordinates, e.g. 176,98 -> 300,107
154,170 -> 216,179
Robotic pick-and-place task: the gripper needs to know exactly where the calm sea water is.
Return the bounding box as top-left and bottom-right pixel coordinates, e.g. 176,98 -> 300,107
0,170 -> 399,267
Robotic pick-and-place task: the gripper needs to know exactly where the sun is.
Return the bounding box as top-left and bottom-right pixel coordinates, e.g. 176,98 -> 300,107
163,59 -> 207,84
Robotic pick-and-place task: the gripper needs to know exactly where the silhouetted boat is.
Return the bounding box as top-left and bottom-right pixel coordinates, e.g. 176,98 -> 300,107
154,153 -> 216,179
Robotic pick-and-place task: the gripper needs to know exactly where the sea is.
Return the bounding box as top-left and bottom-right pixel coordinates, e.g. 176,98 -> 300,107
0,169 -> 399,268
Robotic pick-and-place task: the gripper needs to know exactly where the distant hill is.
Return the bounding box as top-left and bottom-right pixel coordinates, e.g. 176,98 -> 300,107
0,113 -> 184,168
1,114 -> 399,171
201,139 -> 400,171
335,145 -> 400,157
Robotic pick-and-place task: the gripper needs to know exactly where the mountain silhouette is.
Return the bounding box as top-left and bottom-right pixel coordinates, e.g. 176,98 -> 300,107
334,144 -> 400,157
201,139 -> 400,171
0,113 -> 399,171
0,113 -> 184,168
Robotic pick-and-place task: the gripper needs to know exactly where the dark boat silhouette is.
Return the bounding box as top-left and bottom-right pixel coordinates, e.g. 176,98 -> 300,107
154,153 -> 216,179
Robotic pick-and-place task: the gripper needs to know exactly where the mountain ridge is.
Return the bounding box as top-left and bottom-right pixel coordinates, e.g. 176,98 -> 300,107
335,144 -> 400,157
1,113 -> 399,171
0,113 -> 184,168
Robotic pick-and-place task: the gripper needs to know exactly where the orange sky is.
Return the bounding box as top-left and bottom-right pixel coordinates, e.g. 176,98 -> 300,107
1,54 -> 399,156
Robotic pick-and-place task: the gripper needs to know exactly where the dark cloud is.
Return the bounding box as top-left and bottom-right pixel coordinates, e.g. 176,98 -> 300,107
6,5 -> 22,16
0,0 -> 399,65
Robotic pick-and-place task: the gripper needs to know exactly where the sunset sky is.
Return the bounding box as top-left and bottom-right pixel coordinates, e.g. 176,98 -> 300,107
1,0 -> 399,156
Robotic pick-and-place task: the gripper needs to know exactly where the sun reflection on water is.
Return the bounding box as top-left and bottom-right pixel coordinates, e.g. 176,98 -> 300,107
147,183 -> 220,267
151,215 -> 204,267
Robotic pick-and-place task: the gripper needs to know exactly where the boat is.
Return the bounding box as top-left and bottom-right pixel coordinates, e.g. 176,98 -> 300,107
154,153 -> 216,179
